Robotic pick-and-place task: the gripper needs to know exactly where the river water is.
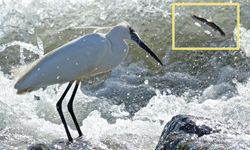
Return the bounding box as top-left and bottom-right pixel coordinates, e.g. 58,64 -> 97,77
0,0 -> 250,149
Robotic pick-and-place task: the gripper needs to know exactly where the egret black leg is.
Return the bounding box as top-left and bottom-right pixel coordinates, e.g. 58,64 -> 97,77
56,81 -> 74,142
67,80 -> 83,137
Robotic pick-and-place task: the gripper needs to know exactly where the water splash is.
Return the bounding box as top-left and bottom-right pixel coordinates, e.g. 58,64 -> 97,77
0,0 -> 250,149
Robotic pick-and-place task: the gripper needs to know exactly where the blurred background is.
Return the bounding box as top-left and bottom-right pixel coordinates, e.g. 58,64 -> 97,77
0,0 -> 250,149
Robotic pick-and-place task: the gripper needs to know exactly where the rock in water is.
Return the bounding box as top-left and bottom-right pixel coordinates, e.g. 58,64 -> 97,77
155,115 -> 217,150
27,143 -> 49,150
156,114 -> 250,150
27,115 -> 250,150
27,137 -> 105,150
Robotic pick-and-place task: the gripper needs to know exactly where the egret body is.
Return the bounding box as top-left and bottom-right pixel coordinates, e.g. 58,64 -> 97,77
14,22 -> 162,142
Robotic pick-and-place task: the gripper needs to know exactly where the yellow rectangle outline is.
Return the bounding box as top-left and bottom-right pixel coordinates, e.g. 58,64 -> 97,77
174,47 -> 240,51
172,2 -> 240,51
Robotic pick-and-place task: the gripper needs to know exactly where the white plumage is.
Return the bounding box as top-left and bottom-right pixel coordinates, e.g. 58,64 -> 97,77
15,23 -> 132,94
14,22 -> 162,142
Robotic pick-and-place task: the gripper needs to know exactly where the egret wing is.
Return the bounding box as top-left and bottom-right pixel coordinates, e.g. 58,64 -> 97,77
15,33 -> 110,94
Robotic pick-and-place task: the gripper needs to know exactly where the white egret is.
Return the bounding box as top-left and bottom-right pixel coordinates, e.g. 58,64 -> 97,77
14,22 -> 163,142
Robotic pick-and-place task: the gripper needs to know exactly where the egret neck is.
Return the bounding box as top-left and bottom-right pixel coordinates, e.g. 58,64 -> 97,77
104,25 -> 130,69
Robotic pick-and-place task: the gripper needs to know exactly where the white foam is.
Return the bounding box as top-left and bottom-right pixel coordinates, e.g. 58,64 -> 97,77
237,27 -> 250,57
0,0 -> 250,149
1,63 -> 250,149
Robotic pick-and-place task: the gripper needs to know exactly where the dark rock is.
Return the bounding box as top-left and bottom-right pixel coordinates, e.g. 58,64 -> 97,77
178,119 -> 213,137
155,115 -> 221,150
27,137 -> 105,150
27,143 -> 49,150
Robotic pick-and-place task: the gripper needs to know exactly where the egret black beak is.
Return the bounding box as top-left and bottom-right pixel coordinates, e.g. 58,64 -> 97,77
131,32 -> 163,66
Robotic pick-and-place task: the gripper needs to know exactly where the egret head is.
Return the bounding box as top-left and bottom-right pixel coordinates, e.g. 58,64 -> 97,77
110,22 -> 163,66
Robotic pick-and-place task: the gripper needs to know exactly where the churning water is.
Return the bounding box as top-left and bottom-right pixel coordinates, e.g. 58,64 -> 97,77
0,0 -> 250,149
